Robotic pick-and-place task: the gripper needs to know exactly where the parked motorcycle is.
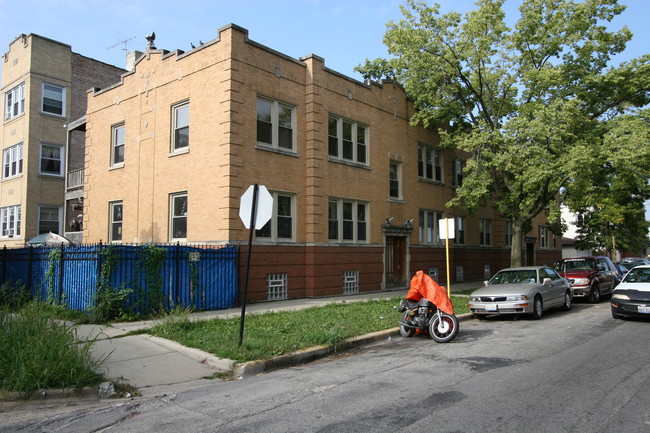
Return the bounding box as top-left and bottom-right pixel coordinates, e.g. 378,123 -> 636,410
397,270 -> 459,343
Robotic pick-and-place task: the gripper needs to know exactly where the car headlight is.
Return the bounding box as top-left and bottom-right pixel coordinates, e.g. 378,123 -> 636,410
572,278 -> 590,285
611,293 -> 630,301
506,295 -> 528,301
470,296 -> 480,301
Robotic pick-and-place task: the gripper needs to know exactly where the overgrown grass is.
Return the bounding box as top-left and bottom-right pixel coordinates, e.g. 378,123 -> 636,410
149,296 -> 469,363
0,305 -> 106,398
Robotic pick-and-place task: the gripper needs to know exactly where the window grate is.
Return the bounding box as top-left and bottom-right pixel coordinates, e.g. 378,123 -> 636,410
428,267 -> 439,283
343,270 -> 359,294
267,273 -> 288,300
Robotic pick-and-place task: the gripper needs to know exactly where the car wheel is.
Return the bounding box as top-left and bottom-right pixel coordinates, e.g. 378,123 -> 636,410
588,284 -> 601,304
561,290 -> 572,311
531,296 -> 543,320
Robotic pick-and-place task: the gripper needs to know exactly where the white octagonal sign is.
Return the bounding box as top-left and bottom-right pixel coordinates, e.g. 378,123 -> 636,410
239,184 -> 273,229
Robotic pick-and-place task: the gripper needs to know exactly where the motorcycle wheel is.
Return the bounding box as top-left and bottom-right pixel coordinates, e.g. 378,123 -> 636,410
429,313 -> 459,343
399,312 -> 415,338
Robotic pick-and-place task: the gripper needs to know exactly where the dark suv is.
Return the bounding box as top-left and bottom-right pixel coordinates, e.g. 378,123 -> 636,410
554,256 -> 619,303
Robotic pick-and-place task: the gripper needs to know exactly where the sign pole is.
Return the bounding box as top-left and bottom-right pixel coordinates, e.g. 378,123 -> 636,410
445,218 -> 451,297
238,184 -> 258,346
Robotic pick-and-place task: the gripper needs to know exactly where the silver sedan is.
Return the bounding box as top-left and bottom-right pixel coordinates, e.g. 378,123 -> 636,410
468,266 -> 572,320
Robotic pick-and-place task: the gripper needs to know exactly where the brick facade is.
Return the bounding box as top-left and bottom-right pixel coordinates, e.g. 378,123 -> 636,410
83,24 -> 561,299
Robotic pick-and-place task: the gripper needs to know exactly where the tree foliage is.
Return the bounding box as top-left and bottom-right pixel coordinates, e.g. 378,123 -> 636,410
356,0 -> 650,266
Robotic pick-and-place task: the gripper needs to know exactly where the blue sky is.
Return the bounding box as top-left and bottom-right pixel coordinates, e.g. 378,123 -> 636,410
1,0 -> 648,222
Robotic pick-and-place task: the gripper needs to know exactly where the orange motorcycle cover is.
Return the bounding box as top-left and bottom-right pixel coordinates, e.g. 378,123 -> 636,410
406,270 -> 455,315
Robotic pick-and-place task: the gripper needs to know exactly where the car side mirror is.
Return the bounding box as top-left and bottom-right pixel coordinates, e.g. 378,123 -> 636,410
543,277 -> 552,285
483,280 -> 489,286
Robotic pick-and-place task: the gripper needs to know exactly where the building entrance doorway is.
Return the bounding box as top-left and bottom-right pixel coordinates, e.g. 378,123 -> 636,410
385,236 -> 407,288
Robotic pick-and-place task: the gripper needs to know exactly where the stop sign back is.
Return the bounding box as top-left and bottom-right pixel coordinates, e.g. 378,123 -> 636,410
239,184 -> 273,229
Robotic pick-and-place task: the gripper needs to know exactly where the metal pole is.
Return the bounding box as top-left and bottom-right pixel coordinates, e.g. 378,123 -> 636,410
445,218 -> 451,297
239,184 -> 259,346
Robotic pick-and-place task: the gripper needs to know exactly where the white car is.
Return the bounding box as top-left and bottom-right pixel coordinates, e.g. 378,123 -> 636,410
611,265 -> 650,319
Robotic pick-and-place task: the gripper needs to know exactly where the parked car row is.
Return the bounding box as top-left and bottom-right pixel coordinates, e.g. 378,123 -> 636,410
467,258 -> 650,322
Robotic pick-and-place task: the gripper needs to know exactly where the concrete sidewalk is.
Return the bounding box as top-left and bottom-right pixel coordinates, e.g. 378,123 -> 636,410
77,281 -> 482,398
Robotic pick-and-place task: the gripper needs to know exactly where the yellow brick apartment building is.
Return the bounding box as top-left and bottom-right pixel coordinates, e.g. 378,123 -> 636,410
83,24 -> 561,301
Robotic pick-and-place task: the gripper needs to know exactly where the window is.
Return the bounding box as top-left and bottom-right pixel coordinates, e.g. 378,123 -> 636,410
170,193 -> 188,241
38,206 -> 61,234
267,273 -> 288,300
1,205 -> 21,238
42,83 -> 65,116
418,144 -> 442,182
111,123 -> 125,167
539,226 -> 550,248
109,201 -> 123,242
256,192 -> 294,241
389,161 -> 402,199
343,270 -> 359,294
40,144 -> 64,176
454,216 -> 465,245
172,102 -> 189,151
4,82 -> 25,120
328,116 -> 368,164
256,97 -> 295,151
419,210 -> 443,245
480,219 -> 492,246
504,221 -> 513,246
452,158 -> 464,187
329,199 -> 367,243
3,143 -> 23,179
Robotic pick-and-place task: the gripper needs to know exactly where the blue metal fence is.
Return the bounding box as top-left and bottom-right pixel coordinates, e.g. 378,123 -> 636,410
0,243 -> 238,314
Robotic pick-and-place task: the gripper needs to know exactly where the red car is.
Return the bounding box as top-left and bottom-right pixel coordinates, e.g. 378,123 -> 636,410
554,256 -> 619,303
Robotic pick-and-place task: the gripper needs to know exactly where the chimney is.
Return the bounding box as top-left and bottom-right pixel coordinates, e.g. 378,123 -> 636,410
126,50 -> 143,71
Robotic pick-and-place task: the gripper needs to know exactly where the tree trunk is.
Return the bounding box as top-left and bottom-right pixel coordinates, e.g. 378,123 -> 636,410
510,219 -> 524,268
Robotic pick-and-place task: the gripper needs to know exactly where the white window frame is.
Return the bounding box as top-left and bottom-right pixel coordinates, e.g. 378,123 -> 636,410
3,143 -> 23,179
419,210 -> 443,245
480,218 -> 492,246
4,82 -> 25,121
109,201 -> 123,243
418,144 -> 443,182
169,192 -> 188,242
328,198 -> 368,243
505,221 -> 513,247
38,205 -> 62,234
328,115 -> 368,165
389,161 -> 402,200
41,82 -> 66,117
1,205 -> 21,238
255,192 -> 295,242
539,225 -> 550,248
39,143 -> 64,177
256,96 -> 296,153
171,101 -> 189,152
111,123 -> 125,168
452,158 -> 464,187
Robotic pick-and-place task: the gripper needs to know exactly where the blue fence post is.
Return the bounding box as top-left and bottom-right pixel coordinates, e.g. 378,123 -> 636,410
58,245 -> 65,304
27,245 -> 33,291
1,245 -> 7,285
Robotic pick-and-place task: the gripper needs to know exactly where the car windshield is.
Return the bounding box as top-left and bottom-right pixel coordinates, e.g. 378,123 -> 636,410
554,258 -> 595,272
490,270 -> 538,285
622,268 -> 650,283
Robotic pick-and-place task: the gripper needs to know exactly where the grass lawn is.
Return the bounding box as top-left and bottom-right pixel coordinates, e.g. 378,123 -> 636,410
148,296 -> 470,363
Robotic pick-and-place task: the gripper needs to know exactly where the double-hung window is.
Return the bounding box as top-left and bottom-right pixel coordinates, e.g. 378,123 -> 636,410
256,192 -> 294,241
40,143 -> 64,176
480,218 -> 492,246
418,144 -> 442,182
328,199 -> 368,243
389,161 -> 402,200
539,226 -> 550,248
1,205 -> 21,238
505,221 -> 513,247
38,206 -> 62,234
453,216 -> 465,245
3,143 -> 23,179
170,192 -> 188,241
452,158 -> 465,187
172,102 -> 189,152
111,123 -> 125,167
419,210 -> 443,245
42,83 -> 66,116
256,97 -> 295,152
328,116 -> 367,164
4,82 -> 25,121
109,201 -> 123,242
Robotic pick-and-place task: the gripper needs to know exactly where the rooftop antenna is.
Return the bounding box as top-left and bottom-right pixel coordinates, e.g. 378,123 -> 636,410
106,35 -> 137,53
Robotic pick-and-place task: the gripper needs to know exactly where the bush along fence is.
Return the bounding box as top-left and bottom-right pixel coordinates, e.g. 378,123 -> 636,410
0,243 -> 238,315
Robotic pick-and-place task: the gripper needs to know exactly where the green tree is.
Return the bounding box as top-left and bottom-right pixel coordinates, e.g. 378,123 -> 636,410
356,0 -> 650,266
568,109 -> 650,256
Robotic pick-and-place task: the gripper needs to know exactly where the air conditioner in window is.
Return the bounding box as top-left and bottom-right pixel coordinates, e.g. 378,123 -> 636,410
4,229 -> 14,238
